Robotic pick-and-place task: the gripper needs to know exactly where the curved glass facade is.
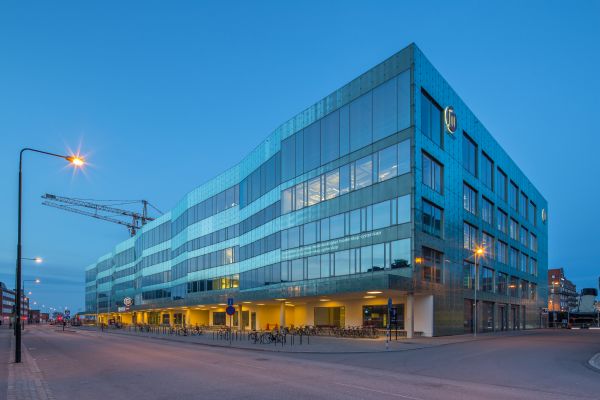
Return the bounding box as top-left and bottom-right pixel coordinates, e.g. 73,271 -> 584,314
84,44 -> 547,336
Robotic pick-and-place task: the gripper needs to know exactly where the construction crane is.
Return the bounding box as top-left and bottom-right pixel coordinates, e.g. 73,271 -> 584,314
41,194 -> 162,237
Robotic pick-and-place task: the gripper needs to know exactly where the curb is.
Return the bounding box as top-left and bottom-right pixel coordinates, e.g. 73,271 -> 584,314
588,353 -> 600,372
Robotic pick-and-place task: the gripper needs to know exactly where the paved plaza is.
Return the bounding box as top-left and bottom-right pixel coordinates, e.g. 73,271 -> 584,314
1,325 -> 599,400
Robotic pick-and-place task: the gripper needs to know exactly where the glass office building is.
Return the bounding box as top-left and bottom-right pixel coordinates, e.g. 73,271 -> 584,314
85,44 -> 548,336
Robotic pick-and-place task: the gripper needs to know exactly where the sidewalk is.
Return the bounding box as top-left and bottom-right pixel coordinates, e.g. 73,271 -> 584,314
75,325 -> 542,354
1,326 -> 55,400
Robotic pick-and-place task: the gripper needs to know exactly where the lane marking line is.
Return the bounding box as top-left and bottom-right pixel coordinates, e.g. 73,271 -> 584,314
334,382 -> 425,400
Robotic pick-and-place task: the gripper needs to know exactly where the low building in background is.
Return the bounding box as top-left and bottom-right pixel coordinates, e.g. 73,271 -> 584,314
0,281 -> 30,326
83,44 -> 548,337
547,268 -> 578,313
28,309 -> 41,324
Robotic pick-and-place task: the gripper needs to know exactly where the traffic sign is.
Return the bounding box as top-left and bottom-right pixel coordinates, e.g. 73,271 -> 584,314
226,305 -> 235,316
227,298 -> 234,306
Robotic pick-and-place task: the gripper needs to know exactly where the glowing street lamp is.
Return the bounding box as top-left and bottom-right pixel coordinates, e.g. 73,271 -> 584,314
473,246 -> 485,337
15,148 -> 85,363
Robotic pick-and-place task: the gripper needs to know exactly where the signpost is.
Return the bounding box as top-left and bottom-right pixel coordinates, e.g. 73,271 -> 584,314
386,297 -> 392,350
226,299 -> 235,345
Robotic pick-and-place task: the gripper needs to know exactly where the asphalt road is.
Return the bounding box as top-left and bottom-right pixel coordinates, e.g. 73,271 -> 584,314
14,326 -> 600,400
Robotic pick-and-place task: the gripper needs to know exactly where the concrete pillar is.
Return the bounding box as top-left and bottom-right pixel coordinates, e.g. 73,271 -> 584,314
406,294 -> 414,339
279,302 -> 286,329
239,304 -> 244,331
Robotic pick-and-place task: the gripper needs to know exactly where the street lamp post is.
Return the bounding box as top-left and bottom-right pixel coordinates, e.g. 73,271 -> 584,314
473,247 -> 484,337
15,148 -> 84,363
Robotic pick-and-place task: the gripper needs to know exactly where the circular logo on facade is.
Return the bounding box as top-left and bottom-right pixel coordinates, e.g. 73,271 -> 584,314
123,297 -> 133,307
541,208 -> 547,224
444,106 -> 457,134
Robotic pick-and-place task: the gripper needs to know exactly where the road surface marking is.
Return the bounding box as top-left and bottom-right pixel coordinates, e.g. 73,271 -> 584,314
334,382 -> 425,400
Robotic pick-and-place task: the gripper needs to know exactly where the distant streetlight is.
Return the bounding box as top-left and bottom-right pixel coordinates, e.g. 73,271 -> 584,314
22,257 -> 43,263
15,147 -> 85,363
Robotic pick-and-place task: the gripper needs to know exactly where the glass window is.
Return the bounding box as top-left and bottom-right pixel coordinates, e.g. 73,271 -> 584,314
509,247 -> 518,269
294,182 -> 306,210
482,232 -> 494,258
497,168 -> 507,201
307,177 -> 321,206
295,130 -> 304,177
481,153 -> 494,190
529,233 -> 537,252
496,240 -> 508,264
334,250 -> 350,276
350,92 -> 373,152
397,195 -> 410,224
307,256 -> 320,279
339,164 -> 351,195
509,181 -> 518,210
360,245 -> 372,273
509,219 -> 519,240
372,244 -> 385,271
373,78 -> 398,141
321,110 -> 340,164
281,135 -> 296,182
529,201 -> 537,226
463,261 -> 475,289
330,214 -> 345,239
482,197 -> 493,225
519,192 -> 528,219
282,188 -> 293,214
303,222 -> 318,246
520,226 -> 528,247
354,155 -> 373,189
398,139 -> 410,175
378,145 -> 398,182
339,105 -> 350,157
421,91 -> 442,146
320,218 -> 330,241
463,183 -> 477,215
422,152 -> 442,193
422,199 -> 442,238
291,259 -> 304,281
509,276 -> 519,297
325,169 -> 340,200
530,258 -> 538,276
497,208 -> 508,233
303,122 -> 321,173
520,253 -> 529,273
288,226 -> 300,248
463,133 -> 477,176
481,267 -> 494,292
389,239 -> 409,269
496,272 -> 508,295
422,247 -> 443,283
372,200 -> 390,229
398,70 -> 411,130
320,254 -> 330,277
463,222 -> 478,250
350,209 -> 361,235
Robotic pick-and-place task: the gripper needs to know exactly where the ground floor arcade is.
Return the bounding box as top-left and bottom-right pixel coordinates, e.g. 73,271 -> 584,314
98,291 -> 435,337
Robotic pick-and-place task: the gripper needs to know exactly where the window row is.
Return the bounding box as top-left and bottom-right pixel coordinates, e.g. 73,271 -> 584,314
171,185 -> 239,236
240,239 -> 411,289
464,222 -> 538,276
171,246 -> 238,280
282,140 -> 410,214
282,70 -> 410,182
172,201 -> 281,259
140,249 -> 171,269
239,232 -> 281,261
462,262 -> 537,299
141,271 -> 171,287
141,289 -> 171,301
114,248 -> 135,268
137,222 -> 172,252
281,196 -> 410,250
462,132 -> 538,227
186,274 -> 240,294
239,153 -> 281,208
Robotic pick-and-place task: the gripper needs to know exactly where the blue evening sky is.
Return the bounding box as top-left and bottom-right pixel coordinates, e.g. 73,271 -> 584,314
1,1 -> 598,312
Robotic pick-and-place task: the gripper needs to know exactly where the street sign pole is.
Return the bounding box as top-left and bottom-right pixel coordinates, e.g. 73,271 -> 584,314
386,297 -> 392,350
